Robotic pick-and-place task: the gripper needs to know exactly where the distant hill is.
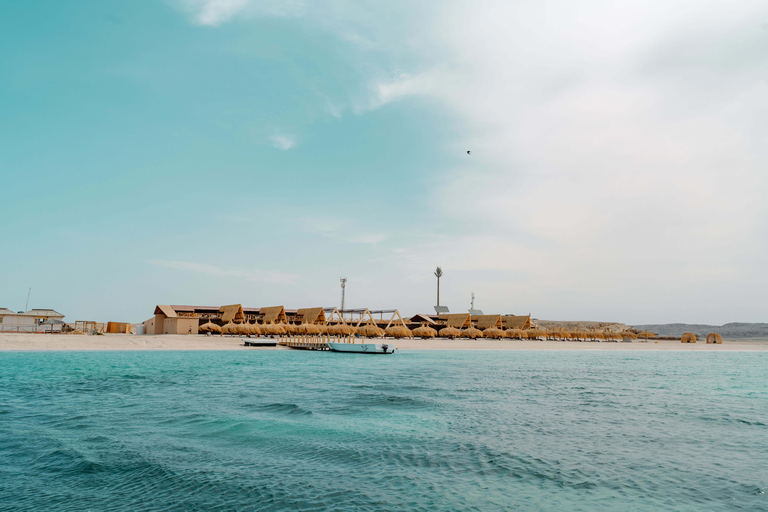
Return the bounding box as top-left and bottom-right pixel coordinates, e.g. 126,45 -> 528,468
633,323 -> 768,339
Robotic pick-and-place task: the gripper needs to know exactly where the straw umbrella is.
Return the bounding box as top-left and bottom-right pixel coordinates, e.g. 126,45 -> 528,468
412,326 -> 437,338
681,332 -> 696,343
198,321 -> 215,334
505,329 -> 524,339
483,327 -> 505,339
384,325 -> 413,338
221,322 -> 238,335
384,325 -> 411,338
439,326 -> 461,339
461,327 -> 483,339
356,325 -> 384,338
620,331 -> 638,342
636,330 -> 655,342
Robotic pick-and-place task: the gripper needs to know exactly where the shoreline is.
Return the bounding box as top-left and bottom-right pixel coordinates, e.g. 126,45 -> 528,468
1,333 -> 767,351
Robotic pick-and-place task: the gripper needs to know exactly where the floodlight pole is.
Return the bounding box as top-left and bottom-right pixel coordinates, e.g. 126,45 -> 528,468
434,267 -> 443,308
340,277 -> 347,311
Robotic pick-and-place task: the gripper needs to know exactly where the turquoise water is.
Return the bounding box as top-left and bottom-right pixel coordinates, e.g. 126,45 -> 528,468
0,350 -> 766,511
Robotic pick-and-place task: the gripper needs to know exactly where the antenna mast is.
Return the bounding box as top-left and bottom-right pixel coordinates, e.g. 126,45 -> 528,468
25,287 -> 31,312
340,277 -> 347,311
471,292 -> 475,310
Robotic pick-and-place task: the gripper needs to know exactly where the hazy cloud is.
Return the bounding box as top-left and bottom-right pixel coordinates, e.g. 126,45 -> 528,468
149,260 -> 300,285
269,134 -> 296,150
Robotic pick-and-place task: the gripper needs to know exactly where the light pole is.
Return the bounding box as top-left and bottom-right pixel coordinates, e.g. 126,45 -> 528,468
434,267 -> 443,308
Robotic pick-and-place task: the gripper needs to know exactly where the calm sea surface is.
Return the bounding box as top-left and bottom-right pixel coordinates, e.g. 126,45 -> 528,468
0,350 -> 766,511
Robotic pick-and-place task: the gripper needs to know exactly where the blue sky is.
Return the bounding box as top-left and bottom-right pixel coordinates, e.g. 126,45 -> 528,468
2,0 -> 767,324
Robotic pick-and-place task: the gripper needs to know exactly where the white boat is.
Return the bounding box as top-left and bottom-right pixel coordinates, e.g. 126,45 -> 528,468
327,342 -> 396,354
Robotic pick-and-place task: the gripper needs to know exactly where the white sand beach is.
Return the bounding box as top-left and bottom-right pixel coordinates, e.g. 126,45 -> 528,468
1,333 -> 767,351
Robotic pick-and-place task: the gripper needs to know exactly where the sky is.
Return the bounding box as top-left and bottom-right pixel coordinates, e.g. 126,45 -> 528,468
1,0 -> 767,325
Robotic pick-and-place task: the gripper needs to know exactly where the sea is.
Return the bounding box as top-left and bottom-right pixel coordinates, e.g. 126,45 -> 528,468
0,350 -> 766,511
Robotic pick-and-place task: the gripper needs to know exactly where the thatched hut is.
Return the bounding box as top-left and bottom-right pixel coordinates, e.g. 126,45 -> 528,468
461,327 -> 483,339
474,315 -> 502,330
219,304 -> 245,324
706,333 -> 722,344
384,326 -> 412,339
412,326 -> 437,338
438,313 -> 471,329
681,332 -> 697,343
502,315 -> 532,330
483,327 -> 505,339
439,326 -> 461,339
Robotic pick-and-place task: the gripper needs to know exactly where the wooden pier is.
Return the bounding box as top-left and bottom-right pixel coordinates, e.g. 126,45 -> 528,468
278,333 -> 356,351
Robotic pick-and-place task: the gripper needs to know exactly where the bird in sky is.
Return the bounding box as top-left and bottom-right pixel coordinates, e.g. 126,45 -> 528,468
467,150 -> 471,155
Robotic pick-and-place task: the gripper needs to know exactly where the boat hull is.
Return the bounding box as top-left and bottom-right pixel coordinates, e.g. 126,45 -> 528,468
327,342 -> 396,354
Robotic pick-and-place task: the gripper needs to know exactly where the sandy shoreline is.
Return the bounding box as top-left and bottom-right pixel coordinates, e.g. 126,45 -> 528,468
1,333 -> 767,351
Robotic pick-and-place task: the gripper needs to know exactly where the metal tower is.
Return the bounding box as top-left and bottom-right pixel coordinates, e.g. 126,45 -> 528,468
340,277 -> 347,310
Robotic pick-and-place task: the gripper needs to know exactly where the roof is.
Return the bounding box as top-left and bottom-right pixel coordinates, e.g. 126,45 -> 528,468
439,313 -> 472,328
502,315 -> 531,329
0,308 -> 14,315
219,304 -> 245,323
408,314 -> 437,325
26,309 -> 64,317
154,305 -> 177,317
296,307 -> 325,324
260,306 -> 286,323
473,315 -> 502,329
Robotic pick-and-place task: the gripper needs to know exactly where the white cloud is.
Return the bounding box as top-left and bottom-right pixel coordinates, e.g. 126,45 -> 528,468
269,134 -> 296,150
176,0 -> 307,26
169,0 -> 768,322
149,260 -> 300,285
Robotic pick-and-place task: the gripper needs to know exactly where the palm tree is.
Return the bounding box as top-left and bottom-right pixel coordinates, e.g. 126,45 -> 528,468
434,267 -> 443,308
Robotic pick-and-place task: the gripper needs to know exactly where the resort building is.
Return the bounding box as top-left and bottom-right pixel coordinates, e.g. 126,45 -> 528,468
0,308 -> 66,333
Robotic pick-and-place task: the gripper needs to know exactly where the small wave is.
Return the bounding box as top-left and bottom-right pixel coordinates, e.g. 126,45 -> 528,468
258,403 -> 313,415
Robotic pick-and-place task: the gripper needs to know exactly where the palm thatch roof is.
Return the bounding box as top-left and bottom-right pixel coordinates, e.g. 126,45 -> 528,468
706,332 -> 723,344
259,306 -> 286,324
412,326 -> 437,338
384,326 -> 412,339
438,313 -> 471,328
620,331 -> 638,340
461,327 -> 483,339
502,315 -> 531,330
296,307 -> 325,325
636,330 -> 656,339
526,329 -> 546,339
439,326 -> 461,339
681,332 -> 697,343
219,304 -> 245,323
483,327 -> 505,339
474,315 -> 502,330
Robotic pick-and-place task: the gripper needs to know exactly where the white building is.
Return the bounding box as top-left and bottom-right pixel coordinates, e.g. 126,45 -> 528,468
0,308 -> 66,333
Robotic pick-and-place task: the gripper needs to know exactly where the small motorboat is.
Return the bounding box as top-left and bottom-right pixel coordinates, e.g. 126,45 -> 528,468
327,342 -> 396,354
